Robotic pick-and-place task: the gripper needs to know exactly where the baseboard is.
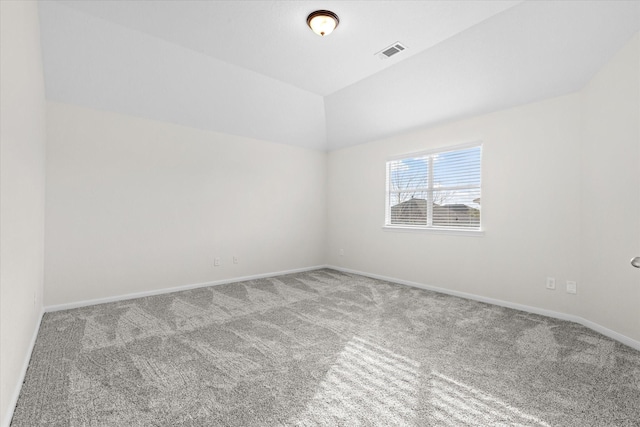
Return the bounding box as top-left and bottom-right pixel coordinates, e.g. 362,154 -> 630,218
45,265 -> 329,313
328,265 -> 640,352
2,309 -> 44,427
577,318 -> 640,351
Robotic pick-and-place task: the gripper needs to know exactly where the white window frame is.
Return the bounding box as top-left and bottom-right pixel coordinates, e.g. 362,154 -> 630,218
384,141 -> 483,236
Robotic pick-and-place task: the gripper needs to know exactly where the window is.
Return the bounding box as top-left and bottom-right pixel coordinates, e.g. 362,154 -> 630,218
385,142 -> 482,231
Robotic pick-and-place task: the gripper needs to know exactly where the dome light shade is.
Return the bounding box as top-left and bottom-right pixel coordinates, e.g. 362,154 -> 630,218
307,10 -> 339,37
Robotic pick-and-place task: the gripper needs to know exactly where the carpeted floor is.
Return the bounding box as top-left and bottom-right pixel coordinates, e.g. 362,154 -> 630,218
11,269 -> 640,426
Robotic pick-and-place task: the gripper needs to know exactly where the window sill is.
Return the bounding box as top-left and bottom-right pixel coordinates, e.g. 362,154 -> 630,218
382,225 -> 485,237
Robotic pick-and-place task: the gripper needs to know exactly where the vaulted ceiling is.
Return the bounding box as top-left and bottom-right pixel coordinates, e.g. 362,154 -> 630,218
38,1 -> 640,150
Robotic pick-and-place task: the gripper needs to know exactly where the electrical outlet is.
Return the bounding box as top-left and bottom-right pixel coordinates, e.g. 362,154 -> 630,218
233,256 -> 238,264
339,249 -> 344,256
566,281 -> 577,294
214,257 -> 220,267
546,277 -> 556,290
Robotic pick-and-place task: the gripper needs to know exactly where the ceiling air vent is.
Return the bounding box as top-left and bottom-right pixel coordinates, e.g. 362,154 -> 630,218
376,42 -> 407,60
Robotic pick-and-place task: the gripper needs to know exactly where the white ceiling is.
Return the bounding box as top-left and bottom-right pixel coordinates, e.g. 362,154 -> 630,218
38,1 -> 640,150
53,0 -> 520,96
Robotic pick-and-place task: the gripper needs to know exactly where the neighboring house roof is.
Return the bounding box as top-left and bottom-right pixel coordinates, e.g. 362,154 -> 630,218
390,198 -> 428,225
390,198 -> 479,226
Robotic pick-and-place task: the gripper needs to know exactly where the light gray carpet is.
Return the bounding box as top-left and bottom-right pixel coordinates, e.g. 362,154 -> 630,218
11,269 -> 640,426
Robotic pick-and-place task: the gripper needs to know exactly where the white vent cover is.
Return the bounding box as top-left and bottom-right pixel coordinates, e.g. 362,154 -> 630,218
376,42 -> 407,60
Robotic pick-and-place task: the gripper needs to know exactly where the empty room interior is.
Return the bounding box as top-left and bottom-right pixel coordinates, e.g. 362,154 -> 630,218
2,0 -> 640,425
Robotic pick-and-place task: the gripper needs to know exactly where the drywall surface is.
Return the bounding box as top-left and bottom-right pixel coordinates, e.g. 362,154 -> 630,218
324,2 -> 640,150
0,1 -> 47,424
327,93 -> 583,317
44,102 -> 327,306
580,34 -> 640,342
38,1 -> 326,150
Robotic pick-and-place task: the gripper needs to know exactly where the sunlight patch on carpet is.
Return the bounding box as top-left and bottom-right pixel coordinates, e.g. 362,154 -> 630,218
429,372 -> 551,426
293,336 -> 420,426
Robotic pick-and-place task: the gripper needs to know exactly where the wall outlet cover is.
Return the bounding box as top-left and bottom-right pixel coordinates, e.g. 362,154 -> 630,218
546,277 -> 556,290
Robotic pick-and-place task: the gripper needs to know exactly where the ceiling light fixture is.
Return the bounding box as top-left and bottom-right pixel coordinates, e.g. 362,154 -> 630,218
307,10 -> 339,37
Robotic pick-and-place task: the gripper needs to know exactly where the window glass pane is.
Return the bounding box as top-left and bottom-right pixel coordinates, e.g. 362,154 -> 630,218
390,192 -> 428,225
433,189 -> 480,228
433,146 -> 481,189
389,157 -> 428,192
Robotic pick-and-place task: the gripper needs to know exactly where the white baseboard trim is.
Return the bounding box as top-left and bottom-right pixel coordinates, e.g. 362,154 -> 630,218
44,265 -> 329,313
328,265 -> 640,352
3,309 -> 44,427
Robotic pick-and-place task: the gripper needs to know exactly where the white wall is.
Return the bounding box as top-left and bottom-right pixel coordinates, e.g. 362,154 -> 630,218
327,33 -> 640,344
580,34 -> 640,341
327,93 -> 583,316
44,102 -> 326,306
0,1 -> 47,424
